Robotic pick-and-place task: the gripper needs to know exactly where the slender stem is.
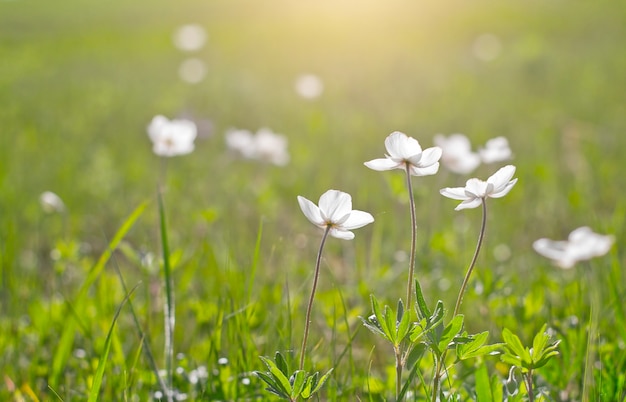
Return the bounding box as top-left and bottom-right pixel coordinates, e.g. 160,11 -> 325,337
395,345 -> 403,400
431,356 -> 443,402
405,163 -> 417,310
525,370 -> 534,402
453,200 -> 487,317
299,226 -> 331,370
432,200 -> 487,401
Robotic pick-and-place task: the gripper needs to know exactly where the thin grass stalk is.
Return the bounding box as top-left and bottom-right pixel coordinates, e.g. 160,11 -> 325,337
110,252 -> 168,398
299,225 -> 331,371
157,189 -> 174,402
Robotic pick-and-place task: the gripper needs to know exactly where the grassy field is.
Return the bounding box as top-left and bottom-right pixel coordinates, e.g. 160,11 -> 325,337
1,0 -> 625,400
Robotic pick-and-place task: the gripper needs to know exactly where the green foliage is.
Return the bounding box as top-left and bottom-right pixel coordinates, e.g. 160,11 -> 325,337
256,352 -> 333,401
501,324 -> 560,373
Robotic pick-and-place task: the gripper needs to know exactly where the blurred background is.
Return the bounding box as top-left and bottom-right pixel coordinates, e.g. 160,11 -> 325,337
1,0 -> 624,398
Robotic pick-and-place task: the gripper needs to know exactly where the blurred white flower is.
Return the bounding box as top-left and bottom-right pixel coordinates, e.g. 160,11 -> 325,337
173,24 -> 207,52
40,191 -> 65,213
433,133 -> 481,174
178,58 -> 206,84
364,131 -> 442,176
472,33 -> 502,62
440,165 -> 517,210
479,136 -> 512,163
225,127 -> 290,166
147,115 -> 197,157
533,227 -> 614,269
297,190 -> 374,240
295,74 -> 324,99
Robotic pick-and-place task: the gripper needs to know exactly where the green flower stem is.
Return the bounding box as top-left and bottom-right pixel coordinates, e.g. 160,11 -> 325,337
453,199 -> 487,317
395,345 -> 403,400
405,162 -> 417,312
432,200 -> 487,401
299,225 -> 331,371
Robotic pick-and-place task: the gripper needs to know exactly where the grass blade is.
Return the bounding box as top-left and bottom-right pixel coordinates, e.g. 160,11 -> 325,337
88,284 -> 139,402
50,200 -> 149,388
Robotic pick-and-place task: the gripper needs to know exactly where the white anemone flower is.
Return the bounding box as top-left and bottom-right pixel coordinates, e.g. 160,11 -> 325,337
364,131 -> 442,176
297,190 -> 374,240
173,24 -> 207,52
40,191 -> 65,213
295,74 -> 324,99
440,165 -> 517,210
533,227 -> 614,269
479,136 -> 512,163
433,133 -> 481,174
225,127 -> 289,166
147,115 -> 197,157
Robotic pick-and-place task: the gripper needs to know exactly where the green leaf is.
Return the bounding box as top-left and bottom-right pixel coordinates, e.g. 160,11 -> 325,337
438,314 -> 464,353
290,370 -> 306,398
259,355 -> 292,396
414,279 -> 431,319
370,295 -> 391,341
396,304 -> 412,346
383,304 -> 397,344
405,342 -> 428,370
396,298 -> 404,324
474,363 -> 492,402
502,328 -> 532,369
311,368 -> 334,395
275,351 -> 289,377
256,371 -> 288,398
360,315 -> 386,338
300,374 -> 315,399
457,331 -> 503,360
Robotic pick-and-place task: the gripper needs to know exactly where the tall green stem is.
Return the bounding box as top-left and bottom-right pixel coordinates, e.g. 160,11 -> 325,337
405,163 -> 417,311
453,200 -> 487,317
299,226 -> 331,370
432,200 -> 487,401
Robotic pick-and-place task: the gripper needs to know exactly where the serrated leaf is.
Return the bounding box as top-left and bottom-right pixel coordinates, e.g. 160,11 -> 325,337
457,331 -> 504,360
414,279 -> 431,319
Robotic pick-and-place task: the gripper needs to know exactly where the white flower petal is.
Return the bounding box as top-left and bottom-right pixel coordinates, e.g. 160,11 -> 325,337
418,146 -> 443,167
440,187 -> 468,200
490,178 -> 517,198
409,163 -> 440,176
488,165 -> 516,192
385,131 -> 422,159
364,158 -> 401,171
341,210 -> 374,230
297,196 -> 324,227
329,228 -> 355,240
319,190 -> 352,222
464,178 -> 490,198
455,198 -> 483,210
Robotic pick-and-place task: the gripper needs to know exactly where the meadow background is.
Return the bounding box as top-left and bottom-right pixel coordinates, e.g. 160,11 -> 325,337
1,0 -> 625,400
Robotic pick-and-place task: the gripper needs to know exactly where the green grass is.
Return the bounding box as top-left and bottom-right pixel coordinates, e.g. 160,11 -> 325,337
1,0 -> 625,400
